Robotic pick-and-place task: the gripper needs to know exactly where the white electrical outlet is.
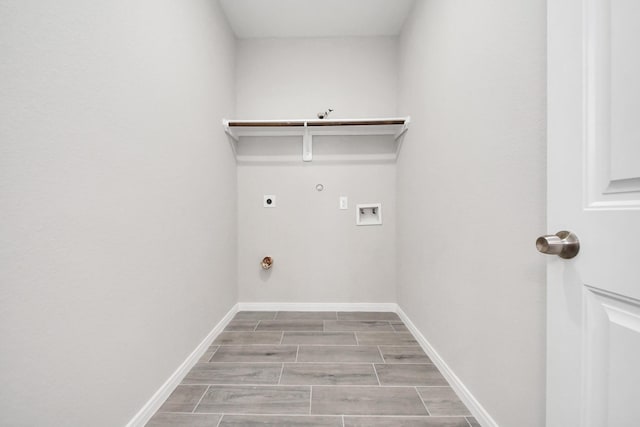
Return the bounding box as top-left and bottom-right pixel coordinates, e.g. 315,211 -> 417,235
263,195 -> 276,208
339,196 -> 348,210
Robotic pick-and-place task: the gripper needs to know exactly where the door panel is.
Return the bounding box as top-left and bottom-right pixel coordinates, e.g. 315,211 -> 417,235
547,0 -> 640,425
585,0 -> 640,208
584,287 -> 640,427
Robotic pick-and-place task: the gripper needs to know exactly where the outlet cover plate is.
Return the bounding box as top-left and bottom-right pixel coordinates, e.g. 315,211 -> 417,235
339,196 -> 348,210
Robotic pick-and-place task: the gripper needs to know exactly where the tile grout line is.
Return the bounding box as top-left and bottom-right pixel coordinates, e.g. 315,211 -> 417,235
295,345 -> 299,362
183,361 -> 424,366
277,363 -> 285,385
376,345 -> 386,364
354,332 -> 359,346
372,363 -> 382,386
415,386 -> 431,416
207,346 -> 220,363
181,384 -> 438,388
161,410 -> 472,418
279,331 -> 285,345
342,414 -> 345,427
465,417 -> 474,427
191,385 -> 210,414
309,386 -> 313,415
215,413 -> 223,427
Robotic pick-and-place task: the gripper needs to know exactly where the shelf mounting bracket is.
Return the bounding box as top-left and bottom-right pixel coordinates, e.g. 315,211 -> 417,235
302,121 -> 312,162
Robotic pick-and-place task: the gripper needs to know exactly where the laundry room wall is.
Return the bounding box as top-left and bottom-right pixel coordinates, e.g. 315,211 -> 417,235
0,1 -> 237,425
235,37 -> 398,303
396,1 -> 547,426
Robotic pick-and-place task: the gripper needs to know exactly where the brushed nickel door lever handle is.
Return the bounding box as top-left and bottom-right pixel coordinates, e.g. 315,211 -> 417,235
536,231 -> 580,259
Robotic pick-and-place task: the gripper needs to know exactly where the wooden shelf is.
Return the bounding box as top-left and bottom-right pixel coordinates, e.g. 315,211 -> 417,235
223,117 -> 410,163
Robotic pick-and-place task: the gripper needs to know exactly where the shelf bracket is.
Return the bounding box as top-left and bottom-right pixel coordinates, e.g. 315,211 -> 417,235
394,116 -> 410,140
222,119 -> 238,142
302,121 -> 312,162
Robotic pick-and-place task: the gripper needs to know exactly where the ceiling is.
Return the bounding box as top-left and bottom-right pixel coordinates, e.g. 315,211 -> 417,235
219,0 -> 416,39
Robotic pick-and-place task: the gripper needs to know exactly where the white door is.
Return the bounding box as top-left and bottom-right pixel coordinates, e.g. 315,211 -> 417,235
547,0 -> 640,426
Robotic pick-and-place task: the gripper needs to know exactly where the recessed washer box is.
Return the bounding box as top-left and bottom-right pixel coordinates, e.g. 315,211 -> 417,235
356,203 -> 382,225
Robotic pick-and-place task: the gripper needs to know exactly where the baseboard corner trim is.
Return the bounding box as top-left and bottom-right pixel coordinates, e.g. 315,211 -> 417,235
237,302 -> 398,312
396,306 -> 499,427
126,303 -> 239,427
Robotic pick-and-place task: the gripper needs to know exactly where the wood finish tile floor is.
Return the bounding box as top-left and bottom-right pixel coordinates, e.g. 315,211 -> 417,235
147,311 -> 478,427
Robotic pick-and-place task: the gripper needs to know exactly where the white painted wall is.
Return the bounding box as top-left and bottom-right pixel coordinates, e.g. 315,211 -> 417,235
235,37 -> 397,303
396,1 -> 547,426
0,1 -> 236,426
238,164 -> 396,303
235,37 -> 398,119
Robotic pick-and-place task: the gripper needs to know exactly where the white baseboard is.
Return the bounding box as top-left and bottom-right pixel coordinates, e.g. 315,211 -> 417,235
237,302 -> 398,312
126,303 -> 239,427
396,306 -> 498,427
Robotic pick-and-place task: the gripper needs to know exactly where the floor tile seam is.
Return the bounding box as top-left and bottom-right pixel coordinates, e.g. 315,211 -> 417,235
415,386 -> 431,416
372,363 -> 381,386
199,412 -> 460,418
309,384 -> 436,390
343,415 -> 468,418
170,409 -> 466,420
191,384 -> 211,414
181,383 -> 451,388
191,385 -> 312,389
216,413 -> 346,417
200,361 -> 293,364
213,342 -> 295,345
373,362 -> 435,366
192,384 -> 442,389
197,360 -> 295,363
217,343 -> 361,346
376,346 -> 386,363
202,361 -> 398,364
217,343 -> 298,346
157,410 -> 469,418
277,363 -> 285,385
324,329 -> 397,332
281,361 -> 384,367
282,344 -> 361,346
181,382 -> 307,387
254,329 -> 328,332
